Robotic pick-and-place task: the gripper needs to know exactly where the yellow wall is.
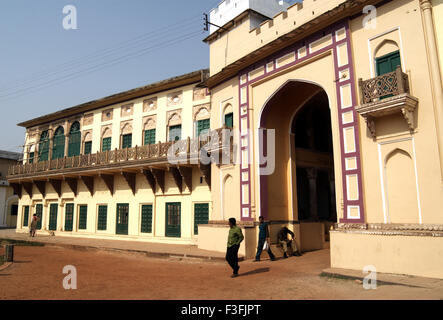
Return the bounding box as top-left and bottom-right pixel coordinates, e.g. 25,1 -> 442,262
208,0 -> 347,75
331,231 -> 443,279
350,0 -> 443,224
16,169 -> 211,244
432,0 -> 443,85
24,83 -> 210,162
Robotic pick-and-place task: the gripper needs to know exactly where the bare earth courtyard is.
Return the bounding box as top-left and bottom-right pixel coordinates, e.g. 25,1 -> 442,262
1,244 -> 443,300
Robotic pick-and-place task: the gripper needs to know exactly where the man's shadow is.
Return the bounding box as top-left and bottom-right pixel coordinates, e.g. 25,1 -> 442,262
237,267 -> 270,277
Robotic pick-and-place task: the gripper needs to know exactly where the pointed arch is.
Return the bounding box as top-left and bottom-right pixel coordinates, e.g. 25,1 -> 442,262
38,130 -> 50,162
68,121 -> 81,157
52,126 -> 65,159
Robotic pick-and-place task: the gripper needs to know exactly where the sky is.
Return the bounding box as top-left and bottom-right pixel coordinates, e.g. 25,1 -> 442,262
0,0 -> 221,153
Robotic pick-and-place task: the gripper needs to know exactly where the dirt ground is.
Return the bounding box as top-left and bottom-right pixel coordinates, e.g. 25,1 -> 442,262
1,245 -> 443,300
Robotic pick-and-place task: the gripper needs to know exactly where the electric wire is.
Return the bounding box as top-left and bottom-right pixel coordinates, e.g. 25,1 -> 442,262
0,29 -> 204,102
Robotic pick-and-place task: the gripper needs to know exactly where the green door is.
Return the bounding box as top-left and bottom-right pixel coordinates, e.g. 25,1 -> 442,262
376,51 -> 401,99
141,204 -> 153,233
78,205 -> 88,230
144,129 -> 156,145
29,152 -> 35,164
38,131 -> 50,162
165,203 -> 181,238
194,203 -> 209,235
84,141 -> 92,155
35,204 -> 43,230
68,122 -> 81,157
376,50 -> 401,76
97,205 -> 108,231
196,119 -> 210,137
23,206 -> 30,227
122,134 -> 132,149
102,137 -> 112,152
224,113 -> 233,128
64,203 -> 74,231
49,203 -> 58,231
52,127 -> 65,160
168,125 -> 182,142
116,204 -> 129,235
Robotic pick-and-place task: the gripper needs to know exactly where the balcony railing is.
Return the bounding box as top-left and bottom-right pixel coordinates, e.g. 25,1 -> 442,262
358,66 -> 410,105
8,128 -> 233,178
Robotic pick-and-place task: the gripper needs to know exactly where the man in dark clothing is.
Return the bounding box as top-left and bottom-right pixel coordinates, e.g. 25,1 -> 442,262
226,218 -> 244,278
277,226 -> 301,258
254,216 -> 275,262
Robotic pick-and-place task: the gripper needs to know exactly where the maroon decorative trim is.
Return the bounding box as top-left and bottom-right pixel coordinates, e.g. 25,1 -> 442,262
237,20 -> 365,223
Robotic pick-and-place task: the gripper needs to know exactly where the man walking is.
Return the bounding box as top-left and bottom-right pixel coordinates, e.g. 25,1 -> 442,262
226,218 -> 244,278
254,216 -> 275,262
29,214 -> 39,237
277,226 -> 302,258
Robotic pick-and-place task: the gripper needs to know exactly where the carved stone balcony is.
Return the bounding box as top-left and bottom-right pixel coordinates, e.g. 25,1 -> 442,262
7,128 -> 234,198
357,66 -> 418,138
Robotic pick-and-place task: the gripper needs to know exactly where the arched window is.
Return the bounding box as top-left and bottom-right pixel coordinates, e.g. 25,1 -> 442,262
38,131 -> 49,162
223,104 -> 233,128
68,121 -> 81,157
374,40 -> 401,76
52,126 -> 65,160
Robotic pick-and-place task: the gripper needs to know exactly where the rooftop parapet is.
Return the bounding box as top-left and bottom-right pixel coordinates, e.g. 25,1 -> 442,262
208,0 -> 296,34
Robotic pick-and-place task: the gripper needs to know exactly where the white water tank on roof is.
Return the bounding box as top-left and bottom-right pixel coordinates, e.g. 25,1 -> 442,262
208,0 -> 299,34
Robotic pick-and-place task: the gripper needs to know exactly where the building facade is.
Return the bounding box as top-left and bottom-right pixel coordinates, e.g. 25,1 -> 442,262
8,70 -> 218,244
198,0 -> 443,278
0,150 -> 21,228
7,0 -> 443,278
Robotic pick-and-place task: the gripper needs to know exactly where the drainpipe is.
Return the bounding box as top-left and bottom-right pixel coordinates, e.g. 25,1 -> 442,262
420,0 -> 443,180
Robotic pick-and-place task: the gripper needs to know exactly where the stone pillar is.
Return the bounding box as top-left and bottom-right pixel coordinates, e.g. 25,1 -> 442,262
420,0 -> 443,180
306,168 -> 318,221
48,129 -> 54,161
59,202 -> 65,231
64,135 -> 70,158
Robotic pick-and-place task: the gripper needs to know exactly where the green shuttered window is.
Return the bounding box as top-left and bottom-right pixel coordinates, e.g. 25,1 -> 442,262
141,205 -> 153,233
84,141 -> 92,155
196,119 -> 210,137
23,206 -> 30,227
52,126 -> 65,160
165,203 -> 181,238
29,152 -> 34,164
49,203 -> 58,231
36,204 -> 43,230
102,137 -> 112,152
224,113 -> 233,128
78,205 -> 87,230
376,50 -> 401,76
194,203 -> 209,235
65,203 -> 74,232
97,205 -> 108,231
144,129 -> 156,146
168,125 -> 181,142
116,204 -> 129,235
39,131 -> 49,162
68,122 -> 81,157
122,134 -> 132,149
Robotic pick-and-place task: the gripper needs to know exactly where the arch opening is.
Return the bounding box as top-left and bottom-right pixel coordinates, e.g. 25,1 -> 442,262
259,80 -> 337,252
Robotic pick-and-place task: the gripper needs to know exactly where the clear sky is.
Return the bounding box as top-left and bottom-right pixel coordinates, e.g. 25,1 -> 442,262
0,0 -> 220,153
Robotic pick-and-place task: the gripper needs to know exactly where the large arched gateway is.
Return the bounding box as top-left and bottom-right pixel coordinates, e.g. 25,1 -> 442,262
259,81 -> 338,251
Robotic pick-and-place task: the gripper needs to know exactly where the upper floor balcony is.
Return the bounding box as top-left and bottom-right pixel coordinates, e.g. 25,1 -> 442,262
356,66 -> 419,139
7,128 -> 234,197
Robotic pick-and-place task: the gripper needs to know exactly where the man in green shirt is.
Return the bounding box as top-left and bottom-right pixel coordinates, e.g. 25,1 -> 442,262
226,218 -> 244,278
